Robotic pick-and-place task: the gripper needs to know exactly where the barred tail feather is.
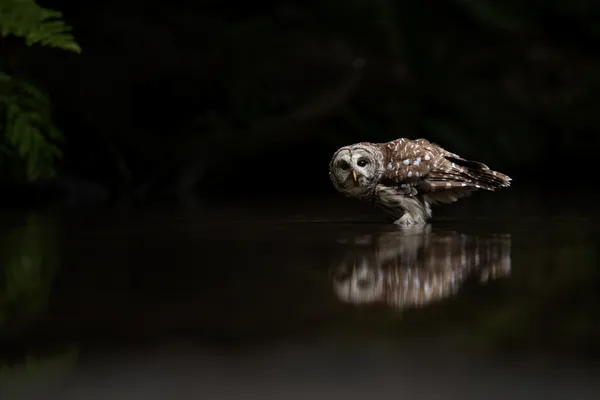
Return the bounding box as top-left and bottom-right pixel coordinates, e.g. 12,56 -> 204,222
419,154 -> 510,191
445,156 -> 512,190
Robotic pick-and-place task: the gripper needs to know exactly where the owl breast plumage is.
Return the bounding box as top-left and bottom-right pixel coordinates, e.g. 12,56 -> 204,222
328,138 -> 512,225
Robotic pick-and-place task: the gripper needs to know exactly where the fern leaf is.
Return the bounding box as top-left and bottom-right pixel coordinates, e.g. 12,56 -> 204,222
46,126 -> 63,142
15,77 -> 51,104
0,72 -> 65,180
26,128 -> 42,179
0,0 -> 76,181
0,72 -> 12,84
4,102 -> 22,143
0,0 -> 81,53
11,113 -> 30,153
18,116 -> 33,157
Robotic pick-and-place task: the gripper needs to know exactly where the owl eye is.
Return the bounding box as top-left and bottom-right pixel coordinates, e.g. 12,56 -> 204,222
357,159 -> 369,167
338,160 -> 350,170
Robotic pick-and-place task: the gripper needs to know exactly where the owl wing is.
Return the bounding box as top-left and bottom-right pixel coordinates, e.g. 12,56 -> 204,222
378,138 -> 444,191
378,138 -> 510,204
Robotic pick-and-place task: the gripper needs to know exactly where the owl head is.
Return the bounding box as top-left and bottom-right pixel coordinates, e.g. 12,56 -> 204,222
329,143 -> 384,197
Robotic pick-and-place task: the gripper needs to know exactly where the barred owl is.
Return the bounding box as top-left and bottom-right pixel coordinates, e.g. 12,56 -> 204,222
328,138 -> 512,225
331,229 -> 511,310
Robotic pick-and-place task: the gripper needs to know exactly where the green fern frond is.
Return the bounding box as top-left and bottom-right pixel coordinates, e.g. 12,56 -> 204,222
0,1 -> 79,182
0,71 -> 64,180
0,0 -> 81,53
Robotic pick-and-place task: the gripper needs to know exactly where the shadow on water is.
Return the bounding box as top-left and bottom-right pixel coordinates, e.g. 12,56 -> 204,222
0,199 -> 598,399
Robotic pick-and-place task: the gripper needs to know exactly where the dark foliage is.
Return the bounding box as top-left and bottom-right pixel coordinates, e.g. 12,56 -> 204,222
7,0 -> 600,200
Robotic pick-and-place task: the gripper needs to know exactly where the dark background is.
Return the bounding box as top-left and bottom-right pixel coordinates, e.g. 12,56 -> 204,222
2,4 -> 600,397
3,0 -> 600,206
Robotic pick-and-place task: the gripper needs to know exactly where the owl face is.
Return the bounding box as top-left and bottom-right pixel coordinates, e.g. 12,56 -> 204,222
329,145 -> 383,197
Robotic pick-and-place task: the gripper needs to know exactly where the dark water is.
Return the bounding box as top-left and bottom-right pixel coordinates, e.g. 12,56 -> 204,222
1,192 -> 599,399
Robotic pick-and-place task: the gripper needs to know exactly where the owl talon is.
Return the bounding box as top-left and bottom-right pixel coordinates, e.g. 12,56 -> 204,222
394,213 -> 427,227
395,214 -> 414,226
398,184 -> 417,196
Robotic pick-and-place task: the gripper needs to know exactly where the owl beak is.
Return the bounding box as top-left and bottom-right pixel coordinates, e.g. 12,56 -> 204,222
352,170 -> 358,182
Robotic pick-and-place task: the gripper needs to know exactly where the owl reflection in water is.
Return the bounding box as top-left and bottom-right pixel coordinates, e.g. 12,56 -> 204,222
329,138 -> 512,225
331,229 -> 511,310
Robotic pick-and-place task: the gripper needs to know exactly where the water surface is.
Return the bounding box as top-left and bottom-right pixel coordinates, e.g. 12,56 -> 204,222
1,193 -> 599,399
